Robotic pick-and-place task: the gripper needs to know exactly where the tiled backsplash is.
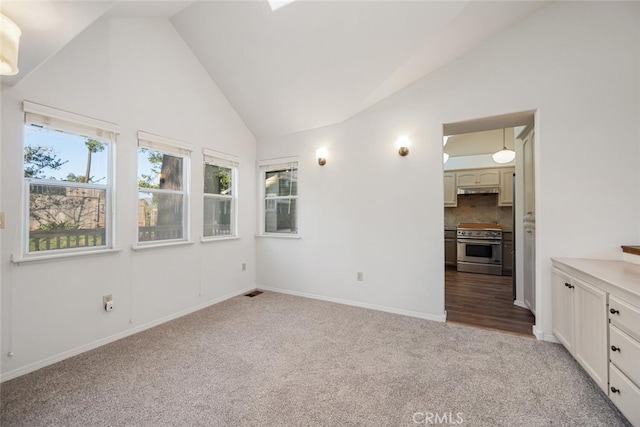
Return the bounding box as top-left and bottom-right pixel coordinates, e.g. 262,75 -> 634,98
445,194 -> 513,231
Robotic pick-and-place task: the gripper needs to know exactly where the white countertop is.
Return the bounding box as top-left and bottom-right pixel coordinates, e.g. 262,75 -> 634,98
552,258 -> 640,306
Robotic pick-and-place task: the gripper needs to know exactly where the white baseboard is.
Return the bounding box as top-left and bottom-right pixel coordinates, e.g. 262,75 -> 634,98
532,325 -> 559,343
513,300 -> 528,309
258,285 -> 447,323
1,286 -> 255,383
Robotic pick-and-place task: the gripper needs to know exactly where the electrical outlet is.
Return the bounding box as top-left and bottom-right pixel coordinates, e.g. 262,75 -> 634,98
103,294 -> 113,312
242,263 -> 246,271
357,272 -> 364,282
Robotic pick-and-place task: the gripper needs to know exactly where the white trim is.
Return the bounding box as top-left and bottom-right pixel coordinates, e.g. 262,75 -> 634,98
11,248 -> 123,265
533,325 -> 556,342
0,286 -> 255,383
132,240 -> 194,251
513,300 -> 528,309
255,234 -> 301,239
23,101 -> 121,135
203,148 -> 239,167
258,156 -> 298,168
138,131 -> 192,154
200,236 -> 241,243
257,285 -> 447,322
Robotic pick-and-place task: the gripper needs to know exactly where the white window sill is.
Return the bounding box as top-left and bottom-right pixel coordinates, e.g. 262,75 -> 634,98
11,248 -> 123,265
255,234 -> 301,239
200,236 -> 240,244
132,240 -> 194,251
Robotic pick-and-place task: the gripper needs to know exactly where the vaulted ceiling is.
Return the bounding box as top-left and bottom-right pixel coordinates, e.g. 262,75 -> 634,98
1,0 -> 551,138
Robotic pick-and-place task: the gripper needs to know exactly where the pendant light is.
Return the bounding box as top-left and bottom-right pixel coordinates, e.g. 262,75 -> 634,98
492,128 -> 515,164
0,14 -> 21,76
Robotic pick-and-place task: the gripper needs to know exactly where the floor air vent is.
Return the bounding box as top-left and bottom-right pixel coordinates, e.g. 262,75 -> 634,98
245,290 -> 264,298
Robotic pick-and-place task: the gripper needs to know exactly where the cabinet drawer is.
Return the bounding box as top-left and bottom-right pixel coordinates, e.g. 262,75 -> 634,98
610,325 -> 640,387
609,364 -> 640,426
609,296 -> 640,342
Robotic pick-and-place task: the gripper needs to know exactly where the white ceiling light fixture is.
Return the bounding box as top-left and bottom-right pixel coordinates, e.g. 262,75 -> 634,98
0,13 -> 22,76
492,128 -> 515,164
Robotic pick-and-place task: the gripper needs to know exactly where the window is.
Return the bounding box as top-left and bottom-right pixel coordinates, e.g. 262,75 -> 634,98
22,101 -> 118,256
203,150 -> 238,239
137,132 -> 191,244
259,158 -> 298,235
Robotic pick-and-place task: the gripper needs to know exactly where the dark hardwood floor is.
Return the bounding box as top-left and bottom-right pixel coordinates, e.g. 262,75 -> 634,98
445,269 -> 535,337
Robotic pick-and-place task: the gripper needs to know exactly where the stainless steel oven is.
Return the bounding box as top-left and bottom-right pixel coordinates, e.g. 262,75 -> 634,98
456,224 -> 502,275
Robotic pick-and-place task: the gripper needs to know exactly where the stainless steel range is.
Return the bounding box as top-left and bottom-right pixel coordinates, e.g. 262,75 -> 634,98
456,223 -> 503,275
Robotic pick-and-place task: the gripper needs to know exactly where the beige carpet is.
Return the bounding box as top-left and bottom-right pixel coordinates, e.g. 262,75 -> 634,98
0,291 -> 631,426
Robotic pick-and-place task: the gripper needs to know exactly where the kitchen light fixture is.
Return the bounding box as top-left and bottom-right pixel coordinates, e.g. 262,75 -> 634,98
0,13 -> 21,76
316,148 -> 328,166
396,135 -> 410,156
492,128 -> 515,164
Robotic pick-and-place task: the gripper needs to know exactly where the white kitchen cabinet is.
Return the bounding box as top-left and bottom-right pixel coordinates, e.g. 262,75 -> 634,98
608,295 -> 640,427
573,279 -> 608,392
456,169 -> 500,187
498,168 -> 515,206
552,268 -> 574,352
551,267 -> 608,392
523,223 -> 535,314
521,126 -> 535,221
552,258 -> 640,426
444,172 -> 457,207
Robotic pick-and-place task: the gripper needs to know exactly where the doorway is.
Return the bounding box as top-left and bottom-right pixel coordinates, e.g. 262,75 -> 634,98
443,111 -> 536,336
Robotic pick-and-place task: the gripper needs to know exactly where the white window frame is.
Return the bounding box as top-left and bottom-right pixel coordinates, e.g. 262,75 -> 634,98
20,101 -> 119,260
136,131 -> 191,247
203,149 -> 239,241
258,157 -> 299,237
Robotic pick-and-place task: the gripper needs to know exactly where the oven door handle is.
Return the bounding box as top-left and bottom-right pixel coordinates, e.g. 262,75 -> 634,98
457,239 -> 501,245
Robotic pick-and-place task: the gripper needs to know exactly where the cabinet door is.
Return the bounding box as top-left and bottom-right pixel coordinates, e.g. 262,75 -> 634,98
445,238 -> 456,267
498,169 -> 515,206
552,268 -> 574,352
573,278 -> 608,393
456,171 -> 477,186
523,225 -> 535,313
502,239 -> 513,274
477,169 -> 500,186
444,172 -> 457,207
523,130 -> 535,220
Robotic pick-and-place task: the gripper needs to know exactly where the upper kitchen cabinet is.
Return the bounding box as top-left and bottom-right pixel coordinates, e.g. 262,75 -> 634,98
498,168 -> 515,207
444,172 -> 457,207
456,169 -> 500,187
520,125 -> 535,222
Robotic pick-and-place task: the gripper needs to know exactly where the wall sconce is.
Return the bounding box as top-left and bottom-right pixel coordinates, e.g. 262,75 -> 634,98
0,14 -> 22,76
316,148 -> 328,166
396,135 -> 410,156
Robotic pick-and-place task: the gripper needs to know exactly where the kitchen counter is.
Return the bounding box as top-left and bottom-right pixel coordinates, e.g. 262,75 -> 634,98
552,258 -> 640,308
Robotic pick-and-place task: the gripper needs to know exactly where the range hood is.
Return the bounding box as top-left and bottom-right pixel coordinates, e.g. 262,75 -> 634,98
457,187 -> 499,195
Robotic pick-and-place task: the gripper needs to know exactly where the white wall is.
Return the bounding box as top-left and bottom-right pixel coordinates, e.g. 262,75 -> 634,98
0,18 -> 257,379
256,2 -> 640,338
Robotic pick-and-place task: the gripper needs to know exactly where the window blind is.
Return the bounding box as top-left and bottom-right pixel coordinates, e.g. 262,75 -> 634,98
23,101 -> 120,141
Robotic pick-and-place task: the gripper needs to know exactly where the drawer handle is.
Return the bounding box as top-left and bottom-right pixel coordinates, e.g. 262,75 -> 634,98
610,308 -> 620,315
611,387 -> 620,394
611,345 -> 620,352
